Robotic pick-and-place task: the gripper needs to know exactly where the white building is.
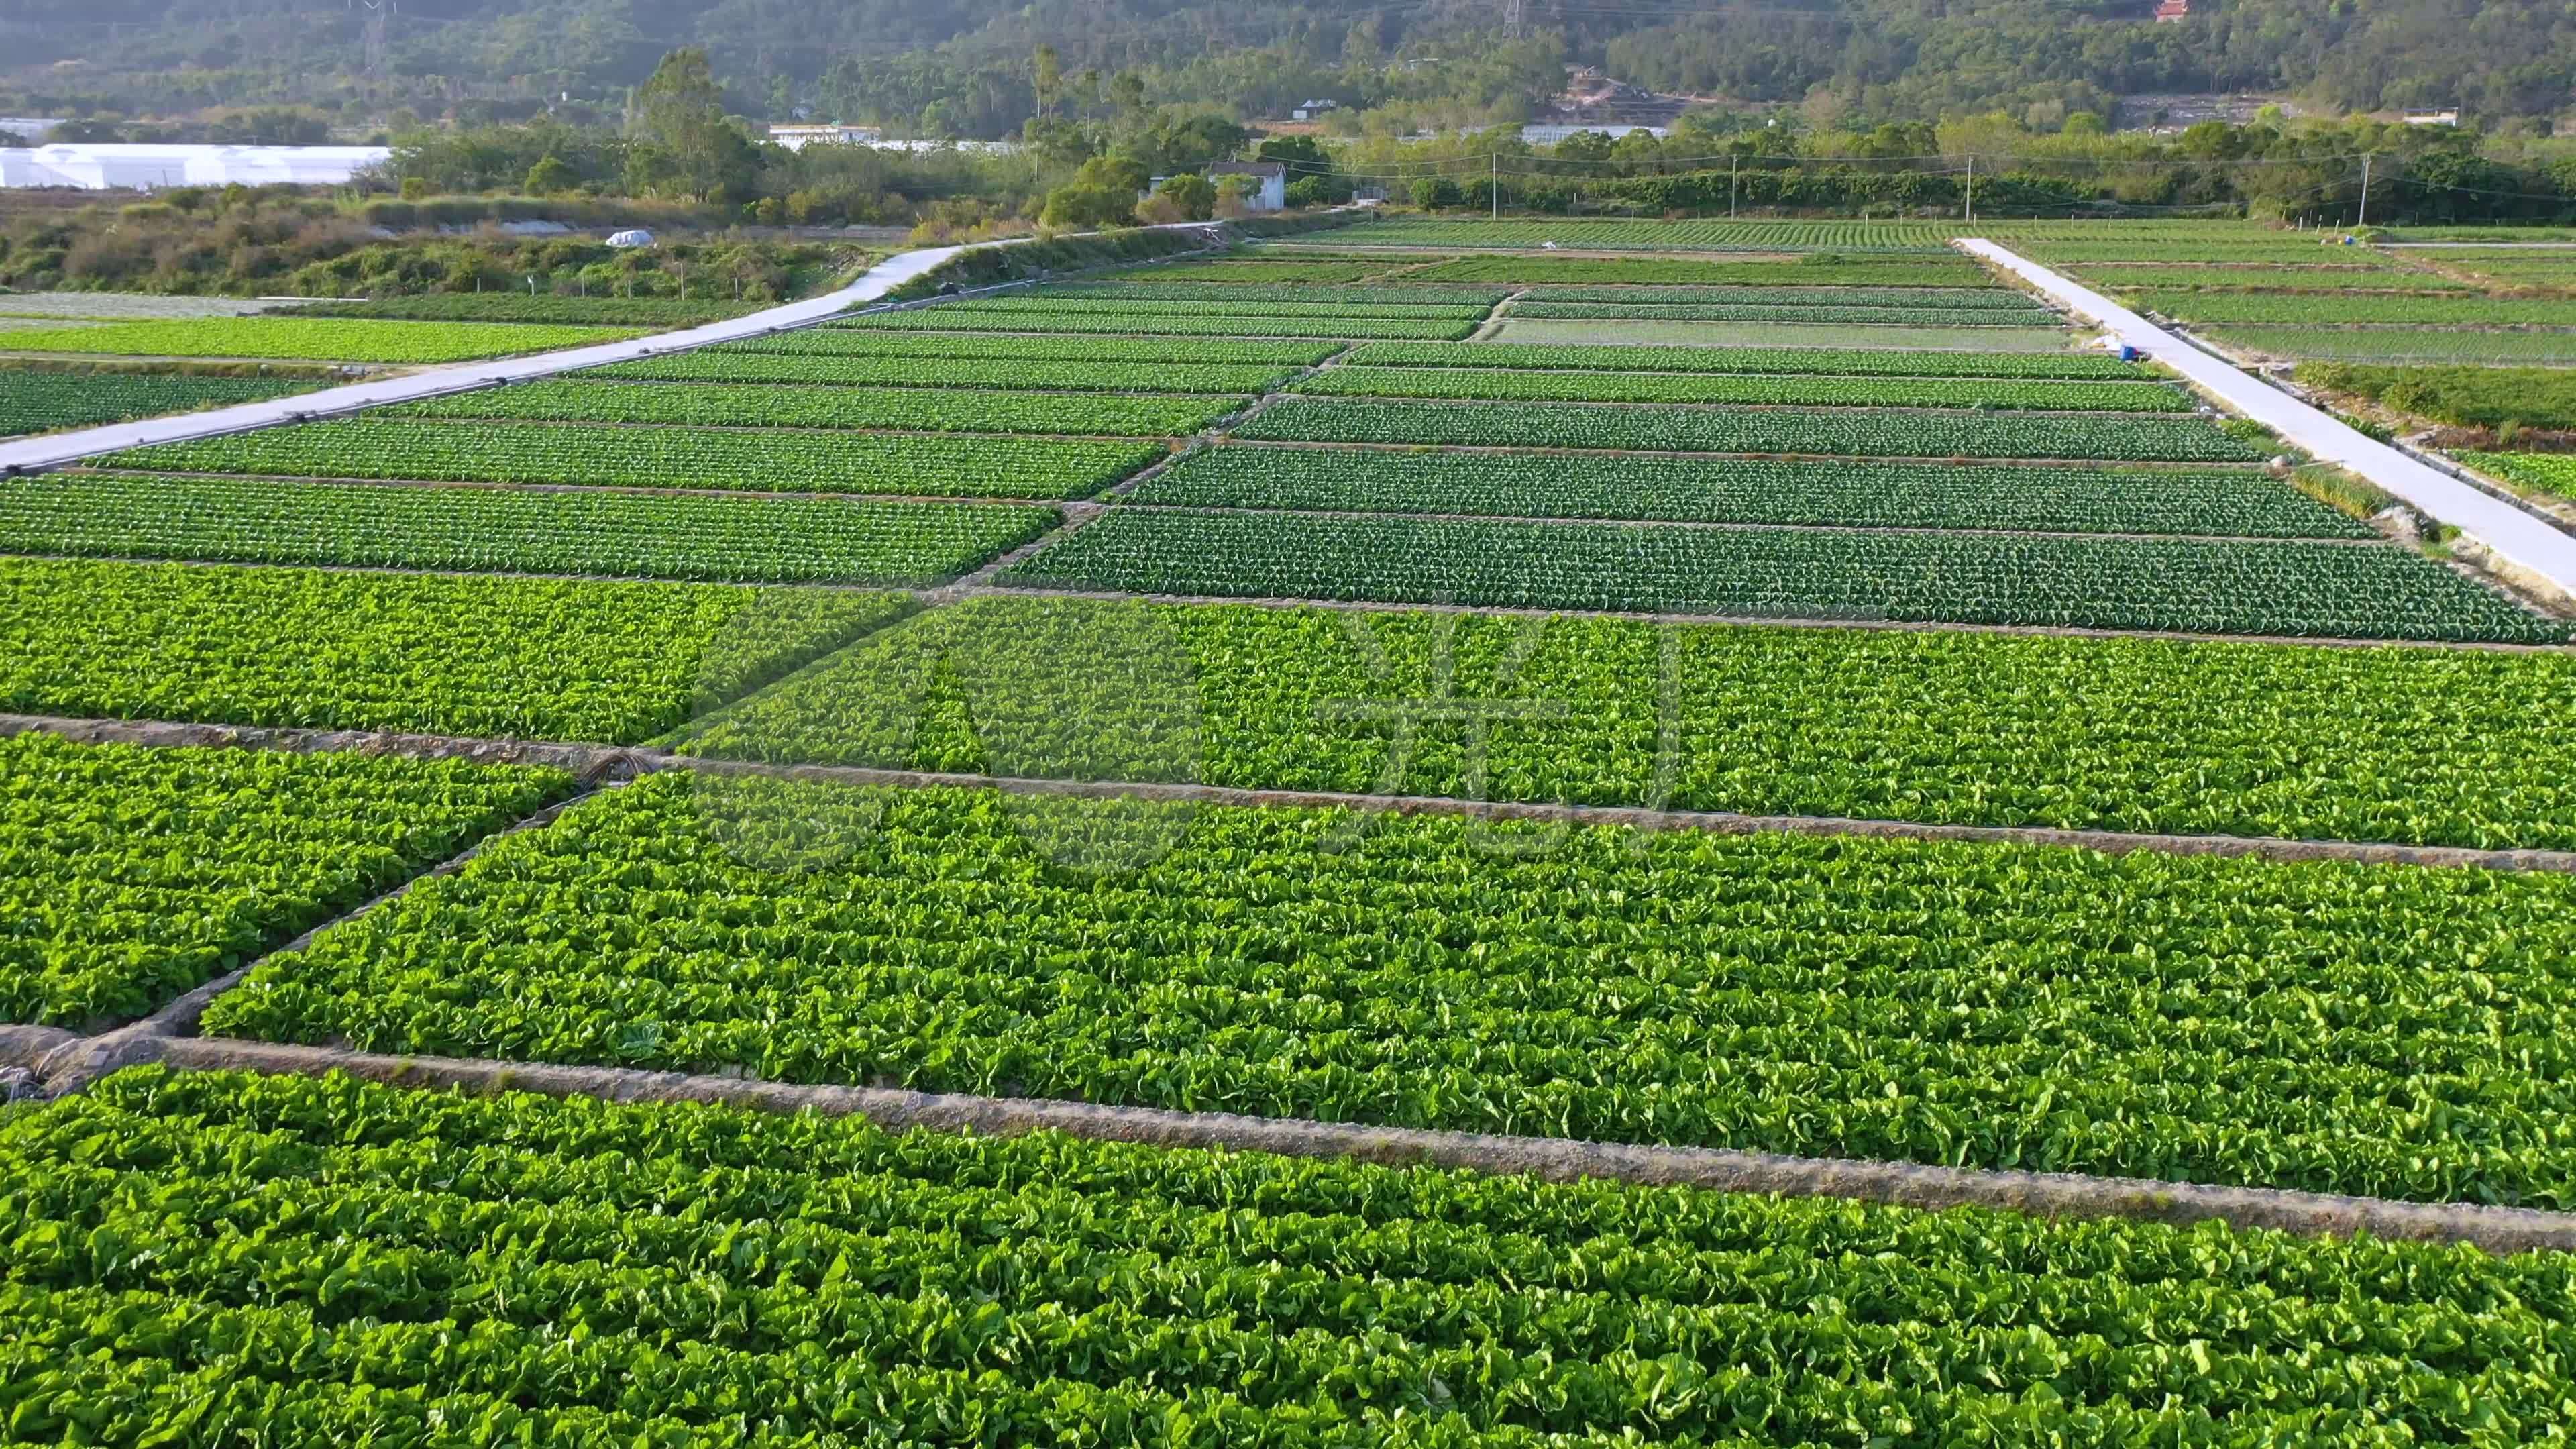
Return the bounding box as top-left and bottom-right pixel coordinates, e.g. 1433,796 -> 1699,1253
2402,107 -> 2461,127
1291,99 -> 1340,121
0,144 -> 389,189
766,123 -> 884,150
1207,160 -> 1287,211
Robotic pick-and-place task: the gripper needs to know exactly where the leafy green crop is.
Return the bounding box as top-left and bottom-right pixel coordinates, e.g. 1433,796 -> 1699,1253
386,380 -> 1242,436
1518,284 -> 2043,309
13,1065 -> 2571,1443
0,317 -> 642,362
947,294 -> 1497,320
1315,218 -> 1963,250
280,294 -> 762,325
2463,451 -> 2576,500
582,352 -> 1300,392
1136,447 -> 2367,537
1399,254 -> 1992,284
100,419 -> 1159,499
1236,397 -> 2263,461
1505,301 -> 2054,326
2298,364 -> 2576,431
0,474 -> 1050,584
1000,509 -> 2561,641
1041,282 -> 1511,305
2140,291 -> 2576,327
728,331 -> 1337,366
207,776 -> 2576,1206
682,595 -> 2576,849
830,309 -> 1478,340
0,735 -> 566,1025
1346,339 -> 2143,379
0,557 -> 914,741
1295,366 -> 2192,411
0,368 -> 318,437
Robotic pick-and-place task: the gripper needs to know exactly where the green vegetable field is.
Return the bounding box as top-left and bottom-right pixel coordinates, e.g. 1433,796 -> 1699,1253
726,331 -> 1338,366
388,379 -> 1244,436
11,225 -> 2576,1435
0,316 -> 644,362
1234,398 -> 2266,461
99,419 -> 1161,498
0,473 -> 1051,583
0,557 -> 914,741
1000,508 -> 2559,641
12,1067 -> 2569,1443
1344,339 -> 2146,378
682,594 -> 2576,847
1136,447 -> 2364,537
0,735 -> 566,1024
1292,366 -> 2192,411
583,352 -> 1300,392
1505,301 -> 2055,326
0,368 -> 319,437
203,776 -> 2576,1205
828,308 -> 1481,340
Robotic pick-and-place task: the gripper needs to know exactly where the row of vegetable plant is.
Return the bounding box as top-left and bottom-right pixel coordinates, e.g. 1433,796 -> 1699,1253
735,331 -> 1337,366
1291,365 -> 2191,412
2137,291 -> 2576,327
276,294 -> 763,325
0,473 -> 1051,584
0,556 -> 914,743
1043,282 -> 1509,305
99,419 -> 1161,499
684,594 -> 2576,849
582,352 -> 1300,393
0,734 -> 567,1026
202,775 -> 2576,1206
1234,397 -> 2267,462
390,380 -> 1244,437
2462,451 -> 2576,500
826,310 -> 1479,340
13,1065 -> 2567,1442
0,317 -> 643,362
1344,340 -> 2145,379
1136,446 -> 2362,537
1397,254 -> 1992,284
945,295 -> 1497,321
0,368 -> 319,437
1503,301 -> 2055,327
1518,284 -> 2039,309
997,507 -> 2556,641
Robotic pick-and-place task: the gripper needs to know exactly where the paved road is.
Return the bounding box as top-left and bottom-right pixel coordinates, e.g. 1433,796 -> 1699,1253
1964,238 -> 2576,598
0,243 -> 969,474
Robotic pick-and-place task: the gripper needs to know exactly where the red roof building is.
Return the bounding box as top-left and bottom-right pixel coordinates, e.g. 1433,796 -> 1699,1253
2154,0 -> 2190,19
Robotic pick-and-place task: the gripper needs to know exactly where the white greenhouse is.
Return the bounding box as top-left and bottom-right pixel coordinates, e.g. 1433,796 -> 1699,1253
0,144 -> 390,190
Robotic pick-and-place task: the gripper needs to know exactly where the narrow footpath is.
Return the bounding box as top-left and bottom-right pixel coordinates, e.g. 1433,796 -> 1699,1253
1961,237 -> 2576,598
0,245 -> 970,474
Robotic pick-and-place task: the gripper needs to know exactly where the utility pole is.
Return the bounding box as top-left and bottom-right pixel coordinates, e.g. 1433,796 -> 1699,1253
2357,152 -> 2372,229
1491,151 -> 1499,219
1963,153 -> 1974,225
1728,155 -> 1737,217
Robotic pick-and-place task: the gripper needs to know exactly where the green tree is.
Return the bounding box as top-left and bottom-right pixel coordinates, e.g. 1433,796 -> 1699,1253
524,154 -> 578,195
630,47 -> 759,201
1034,44 -> 1062,120
1152,170 -> 1216,219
